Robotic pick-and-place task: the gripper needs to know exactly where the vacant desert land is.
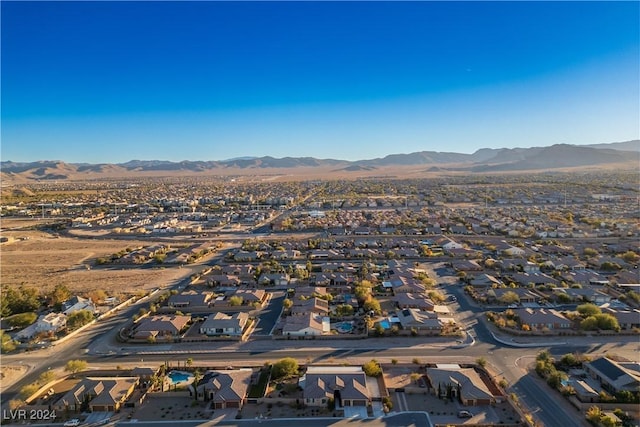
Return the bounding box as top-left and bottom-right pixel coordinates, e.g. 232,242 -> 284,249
1,226 -> 190,295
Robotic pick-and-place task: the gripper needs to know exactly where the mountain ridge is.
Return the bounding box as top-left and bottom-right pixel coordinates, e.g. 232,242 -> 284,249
1,140 -> 638,181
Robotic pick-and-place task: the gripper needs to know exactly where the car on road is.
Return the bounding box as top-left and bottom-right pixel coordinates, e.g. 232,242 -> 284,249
64,419 -> 80,427
457,411 -> 473,418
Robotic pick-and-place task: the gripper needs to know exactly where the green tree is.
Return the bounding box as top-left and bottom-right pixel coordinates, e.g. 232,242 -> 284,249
363,298 -> 381,315
282,298 -> 293,310
20,383 -> 40,400
354,286 -> 371,303
585,406 -> 602,424
67,309 -> 94,329
335,304 -> 354,316
427,290 -> 446,304
595,314 -> 620,331
559,353 -> 581,368
228,296 -> 243,306
51,284 -> 71,308
577,303 -> 601,317
600,262 -> 622,271
2,285 -> 41,314
65,359 -> 88,374
1,331 -> 16,353
580,316 -> 599,331
382,396 -> 393,412
86,289 -> 107,304
547,370 -> 568,389
271,357 -> 299,380
362,359 -> 382,377
498,291 -> 520,305
6,312 -> 37,328
621,250 -> 639,263
476,357 -> 487,368
39,370 -> 56,384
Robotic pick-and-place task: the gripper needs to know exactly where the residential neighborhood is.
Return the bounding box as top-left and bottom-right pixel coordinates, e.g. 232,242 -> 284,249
1,172 -> 639,427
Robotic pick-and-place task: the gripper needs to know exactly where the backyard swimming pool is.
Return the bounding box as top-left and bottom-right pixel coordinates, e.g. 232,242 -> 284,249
168,371 -> 194,384
334,321 -> 353,333
378,319 -> 391,329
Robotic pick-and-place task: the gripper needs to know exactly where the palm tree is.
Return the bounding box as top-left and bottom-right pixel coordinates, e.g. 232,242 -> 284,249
192,369 -> 202,401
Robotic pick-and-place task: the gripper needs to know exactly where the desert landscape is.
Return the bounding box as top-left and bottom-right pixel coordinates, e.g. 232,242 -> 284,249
1,219 -> 192,296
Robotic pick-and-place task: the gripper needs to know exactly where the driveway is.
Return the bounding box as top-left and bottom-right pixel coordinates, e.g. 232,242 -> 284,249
252,291 -> 285,335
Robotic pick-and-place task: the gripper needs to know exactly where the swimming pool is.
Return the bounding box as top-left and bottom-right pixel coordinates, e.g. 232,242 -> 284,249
378,320 -> 391,329
334,321 -> 353,333
168,371 -> 194,384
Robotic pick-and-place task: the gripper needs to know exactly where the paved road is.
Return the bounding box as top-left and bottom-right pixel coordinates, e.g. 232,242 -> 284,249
111,412 -> 434,427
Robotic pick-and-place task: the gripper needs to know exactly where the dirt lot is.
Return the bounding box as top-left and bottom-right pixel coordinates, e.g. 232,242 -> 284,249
0,228 -> 191,296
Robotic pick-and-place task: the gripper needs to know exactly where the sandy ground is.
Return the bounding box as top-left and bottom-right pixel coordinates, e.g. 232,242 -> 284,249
0,365 -> 29,392
0,230 -> 192,295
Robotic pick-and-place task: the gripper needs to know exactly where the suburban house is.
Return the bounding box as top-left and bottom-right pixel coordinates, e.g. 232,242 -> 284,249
291,297 -> 330,317
221,264 -> 255,285
568,379 -> 600,403
515,308 -> 572,330
600,307 -> 640,330
296,286 -> 328,299
15,312 -> 67,341
282,313 -> 330,337
257,273 -> 290,287
433,236 -> 463,251
62,296 -> 96,315
233,251 -> 262,262
195,369 -> 253,409
230,289 -> 267,306
207,274 -> 241,287
584,357 -> 640,394
469,274 -> 504,288
130,314 -> 191,340
53,377 -> 138,412
451,260 -> 483,272
300,366 -> 372,407
392,293 -> 435,311
562,271 -> 609,286
388,275 -> 426,294
508,272 -> 559,287
426,365 -> 500,406
484,288 -> 541,305
397,308 -> 444,333
270,249 -> 301,260
167,290 -> 213,309
499,259 -> 538,272
552,287 -> 611,304
199,312 -> 249,337
500,245 -> 526,257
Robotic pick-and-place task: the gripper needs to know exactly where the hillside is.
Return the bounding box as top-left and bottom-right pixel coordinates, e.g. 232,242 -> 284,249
1,140 -> 638,182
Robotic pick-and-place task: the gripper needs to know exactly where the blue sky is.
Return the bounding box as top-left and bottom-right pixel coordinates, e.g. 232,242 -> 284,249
2,1 -> 639,163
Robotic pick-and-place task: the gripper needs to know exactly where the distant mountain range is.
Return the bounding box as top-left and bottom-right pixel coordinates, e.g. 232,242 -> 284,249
1,140 -> 638,182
